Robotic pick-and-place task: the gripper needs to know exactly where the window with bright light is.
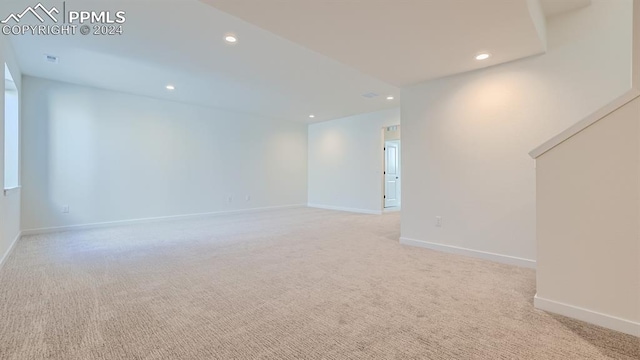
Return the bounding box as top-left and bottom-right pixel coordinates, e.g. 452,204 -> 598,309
4,63 -> 19,190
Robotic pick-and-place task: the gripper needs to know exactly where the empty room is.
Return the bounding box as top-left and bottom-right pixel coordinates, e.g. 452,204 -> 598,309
1,0 -> 639,359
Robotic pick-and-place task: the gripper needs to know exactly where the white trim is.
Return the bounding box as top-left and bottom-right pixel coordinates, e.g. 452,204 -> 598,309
529,89 -> 640,159
3,186 -> 20,196
534,294 -> 640,337
0,232 -> 21,270
21,204 -> 306,236
307,203 -> 382,215
400,237 -> 536,269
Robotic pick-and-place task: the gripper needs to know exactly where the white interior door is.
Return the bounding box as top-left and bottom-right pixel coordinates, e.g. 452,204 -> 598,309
384,141 -> 400,208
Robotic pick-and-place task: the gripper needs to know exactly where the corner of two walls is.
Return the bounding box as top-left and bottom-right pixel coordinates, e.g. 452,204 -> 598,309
526,0 -> 548,51
307,108 -> 400,214
20,76 -> 308,232
22,75 -> 400,232
0,36 -> 22,267
400,0 -> 633,263
635,0 -> 640,88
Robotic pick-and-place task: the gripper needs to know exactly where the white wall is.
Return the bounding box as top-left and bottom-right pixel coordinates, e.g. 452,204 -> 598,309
0,37 -> 22,267
635,0 -> 640,87
4,88 -> 19,188
21,77 -> 308,231
535,96 -> 639,335
531,0 -> 640,336
400,0 -> 633,263
308,108 -> 400,214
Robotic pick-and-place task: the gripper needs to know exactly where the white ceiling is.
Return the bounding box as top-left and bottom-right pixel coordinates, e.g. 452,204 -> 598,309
6,0 -> 398,123
201,0 -> 549,87
5,0 -> 591,122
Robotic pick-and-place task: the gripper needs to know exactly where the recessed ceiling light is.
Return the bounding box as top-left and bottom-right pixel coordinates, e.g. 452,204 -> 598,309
386,96 -> 394,100
309,115 -> 315,118
166,85 -> 175,90
475,53 -> 491,61
225,34 -> 238,43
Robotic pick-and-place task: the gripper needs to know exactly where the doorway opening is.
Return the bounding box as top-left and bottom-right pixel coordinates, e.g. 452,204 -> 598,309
383,125 -> 401,210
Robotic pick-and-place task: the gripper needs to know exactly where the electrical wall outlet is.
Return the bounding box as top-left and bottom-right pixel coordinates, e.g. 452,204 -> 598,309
435,216 -> 442,227
227,195 -> 233,203
62,205 -> 70,213
245,195 -> 251,202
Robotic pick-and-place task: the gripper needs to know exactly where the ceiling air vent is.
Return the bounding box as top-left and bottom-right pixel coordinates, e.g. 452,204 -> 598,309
362,92 -> 379,99
44,54 -> 59,64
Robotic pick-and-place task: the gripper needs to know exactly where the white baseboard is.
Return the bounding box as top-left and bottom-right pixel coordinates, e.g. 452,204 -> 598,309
307,203 -> 382,215
534,294 -> 640,337
21,204 -> 306,236
0,231 -> 21,270
399,237 -> 536,269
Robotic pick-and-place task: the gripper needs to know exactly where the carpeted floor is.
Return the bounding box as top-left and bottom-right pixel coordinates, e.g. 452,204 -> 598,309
0,208 -> 637,359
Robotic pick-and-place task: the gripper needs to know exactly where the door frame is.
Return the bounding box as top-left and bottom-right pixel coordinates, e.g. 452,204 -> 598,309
380,125 -> 401,211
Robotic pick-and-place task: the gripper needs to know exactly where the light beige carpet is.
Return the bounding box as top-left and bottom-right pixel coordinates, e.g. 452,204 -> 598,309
0,208 -> 637,359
